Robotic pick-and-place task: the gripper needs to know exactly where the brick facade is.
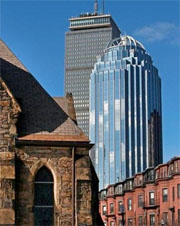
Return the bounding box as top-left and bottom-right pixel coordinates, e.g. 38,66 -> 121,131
99,157 -> 180,226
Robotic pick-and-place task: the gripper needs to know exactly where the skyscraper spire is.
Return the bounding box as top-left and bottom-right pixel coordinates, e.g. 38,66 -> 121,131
94,0 -> 98,14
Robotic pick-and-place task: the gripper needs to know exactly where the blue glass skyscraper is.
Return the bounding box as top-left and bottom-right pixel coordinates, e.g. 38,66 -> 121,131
89,35 -> 163,189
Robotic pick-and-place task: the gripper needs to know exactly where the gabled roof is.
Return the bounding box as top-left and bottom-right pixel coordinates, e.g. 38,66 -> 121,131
0,39 -> 89,143
0,77 -> 21,115
53,94 -> 77,123
0,39 -> 28,72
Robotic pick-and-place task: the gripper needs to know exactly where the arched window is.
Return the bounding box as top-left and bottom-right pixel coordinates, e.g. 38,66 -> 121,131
34,166 -> 54,226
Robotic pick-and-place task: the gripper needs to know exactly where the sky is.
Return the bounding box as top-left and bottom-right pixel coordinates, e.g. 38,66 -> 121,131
0,0 -> 179,162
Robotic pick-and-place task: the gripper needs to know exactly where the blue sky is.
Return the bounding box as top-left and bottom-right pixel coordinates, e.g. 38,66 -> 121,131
1,0 -> 179,162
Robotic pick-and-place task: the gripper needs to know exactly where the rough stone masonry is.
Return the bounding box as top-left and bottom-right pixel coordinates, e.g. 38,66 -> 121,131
0,39 -> 103,226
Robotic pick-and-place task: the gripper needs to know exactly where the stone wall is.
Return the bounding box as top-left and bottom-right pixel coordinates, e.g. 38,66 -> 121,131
75,156 -> 101,225
0,79 -> 20,225
0,78 -> 102,226
15,146 -> 73,226
14,146 -> 101,226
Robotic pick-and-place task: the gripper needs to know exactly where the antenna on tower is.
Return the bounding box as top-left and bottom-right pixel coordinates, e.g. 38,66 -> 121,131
102,0 -> 104,14
94,0 -> 98,14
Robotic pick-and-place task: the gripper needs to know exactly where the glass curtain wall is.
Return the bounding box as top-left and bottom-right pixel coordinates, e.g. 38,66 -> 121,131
89,36 -> 163,189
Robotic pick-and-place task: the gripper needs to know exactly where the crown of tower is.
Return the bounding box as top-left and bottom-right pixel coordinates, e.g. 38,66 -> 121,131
106,35 -> 145,50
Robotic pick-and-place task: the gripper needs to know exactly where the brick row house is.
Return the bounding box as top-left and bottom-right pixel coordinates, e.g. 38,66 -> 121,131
99,157 -> 180,226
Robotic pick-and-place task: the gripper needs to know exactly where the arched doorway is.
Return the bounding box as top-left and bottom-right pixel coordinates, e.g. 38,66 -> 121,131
34,166 -> 54,226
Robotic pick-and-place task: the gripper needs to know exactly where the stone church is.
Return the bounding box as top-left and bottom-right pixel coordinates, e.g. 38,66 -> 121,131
0,40 -> 103,226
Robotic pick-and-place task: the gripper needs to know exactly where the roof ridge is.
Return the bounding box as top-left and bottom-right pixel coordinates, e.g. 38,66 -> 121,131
0,39 -> 29,72
0,40 -> 89,142
0,77 -> 21,114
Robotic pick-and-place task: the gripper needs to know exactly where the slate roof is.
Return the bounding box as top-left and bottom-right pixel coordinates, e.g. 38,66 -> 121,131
0,39 -> 89,142
53,95 -> 77,123
54,97 -> 69,114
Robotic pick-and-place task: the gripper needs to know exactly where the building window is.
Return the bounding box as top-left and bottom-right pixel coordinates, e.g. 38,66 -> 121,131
34,166 -> 54,226
100,190 -> 107,199
127,198 -> 132,210
150,214 -> 155,226
128,218 -> 133,226
110,203 -> 114,213
156,170 -> 159,179
102,205 -> 107,215
138,216 -> 143,226
138,195 -> 143,208
178,209 -> 180,225
178,184 -> 180,199
172,186 -> 175,201
162,212 -> 168,225
108,187 -> 114,196
149,192 -> 155,205
118,200 -> 123,212
115,184 -> 123,194
162,188 -> 168,202
175,161 -> 178,172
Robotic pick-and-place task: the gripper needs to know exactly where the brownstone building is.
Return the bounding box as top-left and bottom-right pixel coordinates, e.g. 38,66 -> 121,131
0,40 -> 103,226
99,157 -> 180,226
